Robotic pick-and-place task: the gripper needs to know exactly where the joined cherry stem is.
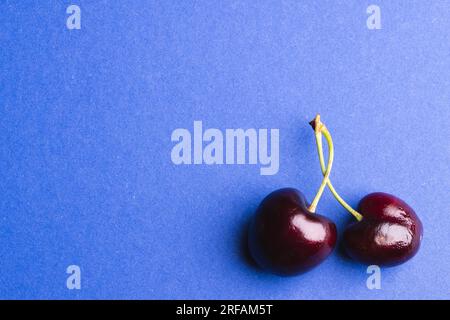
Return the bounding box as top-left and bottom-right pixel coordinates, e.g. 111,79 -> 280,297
307,115 -> 334,213
308,115 -> 363,221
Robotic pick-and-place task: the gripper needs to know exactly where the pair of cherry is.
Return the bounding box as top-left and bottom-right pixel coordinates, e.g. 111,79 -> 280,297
248,115 -> 423,276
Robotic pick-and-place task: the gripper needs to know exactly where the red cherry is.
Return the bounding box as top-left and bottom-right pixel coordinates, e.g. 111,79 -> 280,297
309,115 -> 423,267
248,115 -> 337,276
248,188 -> 337,276
343,192 -> 423,266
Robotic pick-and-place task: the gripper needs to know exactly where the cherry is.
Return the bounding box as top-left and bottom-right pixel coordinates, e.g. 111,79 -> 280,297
343,192 -> 423,266
248,188 -> 337,275
248,116 -> 337,276
310,115 -> 423,266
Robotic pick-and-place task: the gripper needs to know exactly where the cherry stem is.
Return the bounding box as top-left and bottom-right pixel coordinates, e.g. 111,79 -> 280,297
310,115 -> 363,221
307,115 -> 334,213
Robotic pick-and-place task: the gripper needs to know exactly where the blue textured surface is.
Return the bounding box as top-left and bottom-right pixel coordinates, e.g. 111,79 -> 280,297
1,1 -> 449,299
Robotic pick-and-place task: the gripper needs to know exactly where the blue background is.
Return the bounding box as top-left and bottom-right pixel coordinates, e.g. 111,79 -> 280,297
1,1 -> 449,299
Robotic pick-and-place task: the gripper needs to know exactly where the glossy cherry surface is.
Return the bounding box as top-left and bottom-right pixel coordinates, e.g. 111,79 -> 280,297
248,188 -> 337,276
343,192 -> 423,266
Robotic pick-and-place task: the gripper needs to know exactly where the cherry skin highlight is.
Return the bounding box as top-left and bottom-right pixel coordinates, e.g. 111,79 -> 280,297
248,188 -> 337,276
343,192 -> 423,266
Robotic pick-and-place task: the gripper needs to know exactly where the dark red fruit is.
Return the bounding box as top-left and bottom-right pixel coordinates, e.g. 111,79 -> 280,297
343,192 -> 423,266
248,188 -> 337,276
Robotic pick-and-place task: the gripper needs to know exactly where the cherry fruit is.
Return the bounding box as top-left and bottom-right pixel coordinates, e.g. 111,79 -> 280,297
343,192 -> 423,266
248,188 -> 337,276
248,115 -> 338,276
310,115 -> 423,267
